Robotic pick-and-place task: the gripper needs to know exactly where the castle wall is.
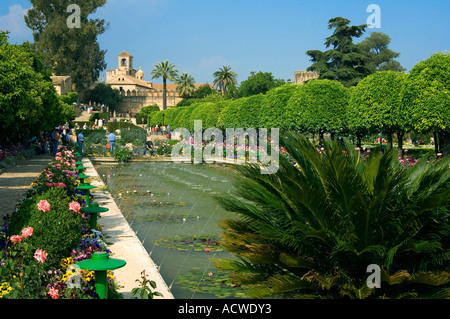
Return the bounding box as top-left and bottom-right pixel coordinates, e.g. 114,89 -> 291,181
115,89 -> 183,113
294,71 -> 319,84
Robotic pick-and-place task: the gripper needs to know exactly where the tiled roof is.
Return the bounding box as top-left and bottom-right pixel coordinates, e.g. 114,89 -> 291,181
152,83 -> 213,91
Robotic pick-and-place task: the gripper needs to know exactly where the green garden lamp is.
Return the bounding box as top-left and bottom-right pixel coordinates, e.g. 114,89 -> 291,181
81,203 -> 109,230
76,252 -> 126,299
79,172 -> 90,184
76,165 -> 86,171
76,183 -> 97,206
76,160 -> 83,166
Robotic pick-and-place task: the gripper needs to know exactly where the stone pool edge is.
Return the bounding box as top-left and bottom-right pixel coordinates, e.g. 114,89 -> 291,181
81,158 -> 174,299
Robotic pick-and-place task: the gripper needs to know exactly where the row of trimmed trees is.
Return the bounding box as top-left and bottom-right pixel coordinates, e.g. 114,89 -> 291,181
148,52 -> 449,155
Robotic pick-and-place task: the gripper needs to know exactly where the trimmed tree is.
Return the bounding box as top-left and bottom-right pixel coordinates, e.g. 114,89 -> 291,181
348,71 -> 408,153
286,79 -> 349,143
402,52 -> 450,155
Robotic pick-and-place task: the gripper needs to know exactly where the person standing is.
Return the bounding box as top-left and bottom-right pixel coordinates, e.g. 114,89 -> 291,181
107,131 -> 116,154
77,130 -> 84,155
51,129 -> 60,156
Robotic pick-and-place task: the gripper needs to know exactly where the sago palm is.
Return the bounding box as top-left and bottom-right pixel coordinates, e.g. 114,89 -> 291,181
212,133 -> 450,299
151,60 -> 178,110
213,66 -> 237,96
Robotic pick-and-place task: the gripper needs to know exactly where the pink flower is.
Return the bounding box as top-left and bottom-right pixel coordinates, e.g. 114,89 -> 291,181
34,249 -> 47,263
21,227 -> 33,238
208,272 -> 213,277
69,201 -> 81,213
37,200 -> 50,212
10,235 -> 23,244
204,248 -> 210,253
47,287 -> 59,299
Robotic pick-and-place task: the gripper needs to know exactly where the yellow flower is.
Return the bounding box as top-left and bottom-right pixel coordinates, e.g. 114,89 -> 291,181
0,282 -> 13,298
107,270 -> 115,281
84,270 -> 95,282
59,256 -> 75,271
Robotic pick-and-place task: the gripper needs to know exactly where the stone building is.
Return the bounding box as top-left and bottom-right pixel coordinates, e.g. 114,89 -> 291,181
51,75 -> 72,95
293,71 -> 319,84
105,50 -> 213,113
106,50 -> 153,92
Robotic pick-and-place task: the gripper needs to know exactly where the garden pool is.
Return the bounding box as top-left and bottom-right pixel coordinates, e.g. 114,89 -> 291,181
95,161 -> 246,299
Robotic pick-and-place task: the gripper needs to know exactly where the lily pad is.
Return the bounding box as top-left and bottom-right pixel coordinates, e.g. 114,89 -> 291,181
135,212 -> 195,223
176,268 -> 248,298
155,235 -> 223,251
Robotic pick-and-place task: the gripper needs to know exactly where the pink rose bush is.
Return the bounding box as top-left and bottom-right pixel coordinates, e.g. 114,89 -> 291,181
34,249 -> 48,263
37,200 -> 51,212
36,199 -> 50,211
21,227 -> 33,238
1,144 -> 122,299
69,201 -> 81,214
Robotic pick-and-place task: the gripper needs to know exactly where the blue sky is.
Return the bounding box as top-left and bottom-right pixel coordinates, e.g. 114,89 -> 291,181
1,0 -> 449,84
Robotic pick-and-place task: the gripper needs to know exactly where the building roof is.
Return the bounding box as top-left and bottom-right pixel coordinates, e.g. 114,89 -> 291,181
118,50 -> 133,57
152,83 -> 213,91
108,73 -> 152,89
50,75 -> 71,85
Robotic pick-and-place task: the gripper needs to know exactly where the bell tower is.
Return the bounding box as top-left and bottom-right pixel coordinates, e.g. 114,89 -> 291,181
118,50 -> 133,74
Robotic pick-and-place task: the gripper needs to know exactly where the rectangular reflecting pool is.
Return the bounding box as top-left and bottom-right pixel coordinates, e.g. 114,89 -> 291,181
95,161 -> 248,299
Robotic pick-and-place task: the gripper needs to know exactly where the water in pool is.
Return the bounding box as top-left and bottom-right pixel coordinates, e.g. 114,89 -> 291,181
95,161 -> 248,299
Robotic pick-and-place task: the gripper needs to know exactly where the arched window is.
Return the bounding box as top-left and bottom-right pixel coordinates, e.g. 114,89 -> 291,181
121,58 -> 127,66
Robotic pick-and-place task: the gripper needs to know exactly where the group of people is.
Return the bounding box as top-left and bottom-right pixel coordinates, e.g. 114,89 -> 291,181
76,130 -> 117,156
32,124 -> 72,156
150,125 -> 170,136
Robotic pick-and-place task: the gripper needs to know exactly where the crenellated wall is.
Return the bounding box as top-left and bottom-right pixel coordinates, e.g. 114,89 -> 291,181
115,89 -> 183,113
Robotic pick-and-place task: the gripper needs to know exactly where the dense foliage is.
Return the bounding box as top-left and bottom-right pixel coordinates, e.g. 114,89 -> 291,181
25,0 -> 108,93
1,146 -> 121,299
212,133 -> 450,299
0,32 -> 75,144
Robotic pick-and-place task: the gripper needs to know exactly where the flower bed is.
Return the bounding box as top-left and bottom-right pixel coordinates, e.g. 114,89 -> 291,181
0,146 -> 122,299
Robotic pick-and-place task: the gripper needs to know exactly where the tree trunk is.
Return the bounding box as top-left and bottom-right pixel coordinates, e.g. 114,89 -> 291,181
397,130 -> 404,157
319,130 -> 324,146
163,77 -> 167,110
438,130 -> 450,156
356,131 -> 362,148
433,131 -> 439,155
387,131 -> 393,149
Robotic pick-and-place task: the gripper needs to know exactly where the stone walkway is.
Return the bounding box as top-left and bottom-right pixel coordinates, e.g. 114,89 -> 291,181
81,158 -> 174,299
0,155 -> 53,220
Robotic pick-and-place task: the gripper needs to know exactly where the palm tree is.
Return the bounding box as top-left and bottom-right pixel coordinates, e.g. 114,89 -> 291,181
213,66 -> 237,96
175,72 -> 195,99
151,60 -> 178,110
212,133 -> 450,299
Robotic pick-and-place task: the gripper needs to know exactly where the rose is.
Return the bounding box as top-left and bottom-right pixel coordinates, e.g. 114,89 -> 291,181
21,227 -> 33,238
47,287 -> 59,299
69,201 -> 81,213
37,200 -> 51,212
10,235 -> 23,244
34,249 -> 47,263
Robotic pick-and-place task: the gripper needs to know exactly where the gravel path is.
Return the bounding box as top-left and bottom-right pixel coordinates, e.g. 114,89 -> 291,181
0,155 -> 53,220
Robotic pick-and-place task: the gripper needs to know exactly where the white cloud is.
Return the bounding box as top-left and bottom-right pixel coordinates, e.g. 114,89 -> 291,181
0,4 -> 32,43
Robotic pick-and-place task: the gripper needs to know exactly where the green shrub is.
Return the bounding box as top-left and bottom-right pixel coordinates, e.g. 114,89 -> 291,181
114,147 -> 131,162
7,187 -> 84,267
119,127 -> 147,145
